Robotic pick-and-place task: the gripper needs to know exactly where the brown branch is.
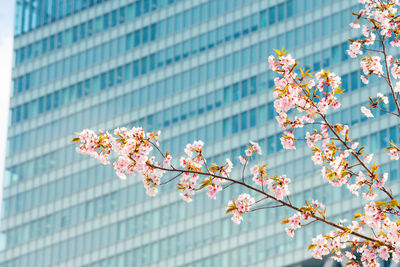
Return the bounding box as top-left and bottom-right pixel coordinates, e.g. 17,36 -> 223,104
146,162 -> 390,248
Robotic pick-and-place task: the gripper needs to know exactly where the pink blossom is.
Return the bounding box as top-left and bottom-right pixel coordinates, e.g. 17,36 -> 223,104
364,153 -> 374,164
391,39 -> 400,47
395,82 -> 400,93
238,155 -> 247,165
250,141 -> 262,155
360,56 -> 383,76
363,191 -> 376,201
379,246 -> 390,261
361,106 -> 374,118
361,75 -> 369,84
350,22 -> 360,28
312,152 -> 324,165
362,25 -> 369,37
181,193 -> 192,203
392,64 -> 400,79
285,228 -> 295,237
226,193 -> 255,224
251,164 -> 269,186
163,154 -> 172,166
280,131 -> 296,150
389,148 -> 399,160
206,184 -> 222,199
347,42 -> 363,58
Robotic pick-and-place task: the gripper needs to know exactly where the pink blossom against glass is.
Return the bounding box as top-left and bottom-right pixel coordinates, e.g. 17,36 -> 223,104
280,131 -> 296,150
386,55 -> 394,66
311,200 -> 325,210
243,141 -> 262,158
360,56 -> 384,77
389,148 -> 399,160
363,191 -> 376,201
206,184 -> 222,199
361,75 -> 369,84
305,132 -> 322,147
350,21 -> 360,28
347,42 -> 363,58
312,151 -> 324,166
163,154 -> 172,167
226,193 -> 255,224
72,2 -> 400,261
391,39 -> 400,47
392,64 -> 400,79
208,159 -> 233,182
364,153 -> 374,164
251,164 -> 269,186
268,175 -> 291,200
361,106 -> 374,118
284,212 -> 302,237
238,155 -> 247,165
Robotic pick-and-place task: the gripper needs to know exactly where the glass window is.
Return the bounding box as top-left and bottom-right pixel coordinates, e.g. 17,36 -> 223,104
268,7 -> 276,25
134,30 -> 141,47
242,47 -> 250,67
223,118 -> 231,137
198,95 -> 206,114
250,108 -> 257,127
240,112 -> 248,130
380,129 -> 388,149
225,23 -> 233,41
224,86 -> 232,104
233,21 -> 241,38
232,115 -> 239,133
142,26 -> 149,44
351,71 -> 358,91
232,83 -> 239,101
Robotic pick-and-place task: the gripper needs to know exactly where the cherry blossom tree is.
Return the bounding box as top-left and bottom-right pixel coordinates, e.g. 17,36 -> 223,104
72,0 -> 400,265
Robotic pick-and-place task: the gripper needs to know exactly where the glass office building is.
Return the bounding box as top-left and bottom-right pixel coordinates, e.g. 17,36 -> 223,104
2,0 -> 400,266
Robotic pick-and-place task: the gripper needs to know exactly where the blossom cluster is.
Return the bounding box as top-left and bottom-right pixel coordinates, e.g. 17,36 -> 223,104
178,141 -> 206,202
250,164 -> 291,200
73,127 -> 164,196
226,193 -> 255,224
284,200 -> 326,238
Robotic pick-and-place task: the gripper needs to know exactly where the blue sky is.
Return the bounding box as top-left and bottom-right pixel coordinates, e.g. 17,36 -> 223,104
0,0 -> 14,211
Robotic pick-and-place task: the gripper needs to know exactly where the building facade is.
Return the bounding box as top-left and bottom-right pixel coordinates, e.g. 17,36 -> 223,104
2,0 -> 400,266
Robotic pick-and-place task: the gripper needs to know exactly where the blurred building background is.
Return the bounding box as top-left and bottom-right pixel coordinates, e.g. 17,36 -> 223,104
1,0 -> 400,266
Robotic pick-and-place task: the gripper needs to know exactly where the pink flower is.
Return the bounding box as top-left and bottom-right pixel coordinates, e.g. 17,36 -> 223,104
379,246 -> 390,261
251,164 -> 269,186
362,191 -> 376,201
226,193 -> 255,224
377,93 -> 389,104
181,193 -> 192,203
238,155 -> 247,165
392,64 -> 400,79
389,148 -> 399,160
163,154 -> 172,166
364,153 -> 374,164
347,42 -> 363,58
361,106 -> 374,118
285,228 -> 295,237
362,25 -> 369,37
391,40 -> 400,47
206,184 -> 222,199
280,131 -> 296,150
250,141 -> 262,155
312,152 -> 324,165
360,56 -> 383,76
350,21 -> 360,28
361,75 -> 369,84
395,81 -> 400,93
